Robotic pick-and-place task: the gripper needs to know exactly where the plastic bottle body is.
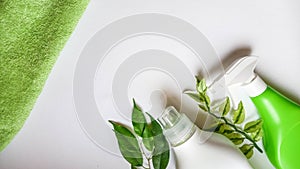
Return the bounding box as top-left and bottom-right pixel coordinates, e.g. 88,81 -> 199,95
251,87 -> 300,169
158,106 -> 252,169
173,127 -> 252,169
215,55 -> 300,168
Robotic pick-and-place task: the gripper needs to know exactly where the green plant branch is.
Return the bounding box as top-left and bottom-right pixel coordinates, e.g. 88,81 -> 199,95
139,142 -> 152,169
205,101 -> 263,153
222,118 -> 263,153
186,78 -> 263,159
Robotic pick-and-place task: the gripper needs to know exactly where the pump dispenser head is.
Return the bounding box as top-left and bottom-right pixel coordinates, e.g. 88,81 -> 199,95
210,56 -> 267,101
225,56 -> 258,86
158,106 -> 196,146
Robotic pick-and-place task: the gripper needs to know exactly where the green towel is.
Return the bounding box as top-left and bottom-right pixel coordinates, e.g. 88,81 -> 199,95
0,0 -> 89,151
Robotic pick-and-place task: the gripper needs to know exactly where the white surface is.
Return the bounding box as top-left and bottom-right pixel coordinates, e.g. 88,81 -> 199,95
73,13 -> 222,160
1,0 -> 300,169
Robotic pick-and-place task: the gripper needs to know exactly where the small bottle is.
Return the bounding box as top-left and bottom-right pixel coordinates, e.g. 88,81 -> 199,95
158,106 -> 252,169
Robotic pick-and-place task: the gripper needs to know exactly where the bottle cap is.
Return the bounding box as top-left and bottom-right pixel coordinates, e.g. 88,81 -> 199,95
158,106 -> 196,146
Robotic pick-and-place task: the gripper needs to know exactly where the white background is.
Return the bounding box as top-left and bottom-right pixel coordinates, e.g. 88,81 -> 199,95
1,0 -> 300,168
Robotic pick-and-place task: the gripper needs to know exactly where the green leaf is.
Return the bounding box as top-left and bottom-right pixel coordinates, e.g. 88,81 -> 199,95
132,101 -> 155,151
152,149 -> 170,169
131,165 -> 137,169
220,97 -> 230,116
239,144 -> 254,159
225,132 -> 245,145
198,103 -> 208,112
223,126 -> 234,134
184,90 -> 201,103
196,78 -> 207,93
152,132 -> 170,169
197,92 -> 210,105
216,123 -> 234,134
132,99 -> 147,137
142,124 -> 154,151
198,93 -> 206,103
232,102 -> 245,124
244,119 -> 263,133
203,121 -> 220,132
251,128 -> 263,141
215,123 -> 224,133
146,113 -> 170,169
204,93 -> 211,106
146,113 -> 163,135
109,120 -> 143,166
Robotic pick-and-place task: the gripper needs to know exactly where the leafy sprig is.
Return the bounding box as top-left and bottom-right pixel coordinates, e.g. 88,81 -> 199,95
185,77 -> 263,159
109,99 -> 170,169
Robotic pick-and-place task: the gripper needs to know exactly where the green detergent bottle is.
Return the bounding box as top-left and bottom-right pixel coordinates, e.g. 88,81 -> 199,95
218,56 -> 300,169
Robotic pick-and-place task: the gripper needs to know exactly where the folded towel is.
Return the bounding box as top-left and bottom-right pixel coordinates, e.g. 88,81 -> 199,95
0,0 -> 89,151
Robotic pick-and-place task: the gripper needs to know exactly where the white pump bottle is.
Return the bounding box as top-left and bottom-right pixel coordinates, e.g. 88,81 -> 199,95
158,106 -> 252,169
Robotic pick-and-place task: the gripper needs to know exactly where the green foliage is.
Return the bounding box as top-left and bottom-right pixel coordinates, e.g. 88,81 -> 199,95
239,144 -> 254,159
147,113 -> 170,169
196,77 -> 207,93
244,119 -> 263,133
152,150 -> 170,169
142,124 -> 154,151
109,121 -> 143,167
232,102 -> 245,124
110,100 -> 170,169
198,103 -> 209,112
184,91 -> 202,103
220,97 -> 231,116
216,123 -> 234,134
225,132 -> 245,145
251,128 -> 263,142
185,77 -> 264,159
132,99 -> 147,137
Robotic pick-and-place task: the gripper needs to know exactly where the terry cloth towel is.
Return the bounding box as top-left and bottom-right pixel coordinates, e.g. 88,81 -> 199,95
0,0 -> 89,151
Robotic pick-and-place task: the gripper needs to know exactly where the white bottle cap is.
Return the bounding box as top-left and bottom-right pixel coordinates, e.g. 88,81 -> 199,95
158,106 -> 196,147
242,75 -> 267,97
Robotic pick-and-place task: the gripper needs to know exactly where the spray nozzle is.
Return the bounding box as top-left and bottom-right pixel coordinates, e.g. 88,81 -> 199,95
210,56 -> 267,105
225,56 -> 258,86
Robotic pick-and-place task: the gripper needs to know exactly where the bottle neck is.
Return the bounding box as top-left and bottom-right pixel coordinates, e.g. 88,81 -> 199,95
163,114 -> 196,147
171,125 -> 196,147
242,75 -> 267,97
158,106 -> 196,147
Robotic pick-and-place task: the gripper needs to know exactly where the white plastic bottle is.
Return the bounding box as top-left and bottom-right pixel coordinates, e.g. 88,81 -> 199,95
158,106 -> 252,169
